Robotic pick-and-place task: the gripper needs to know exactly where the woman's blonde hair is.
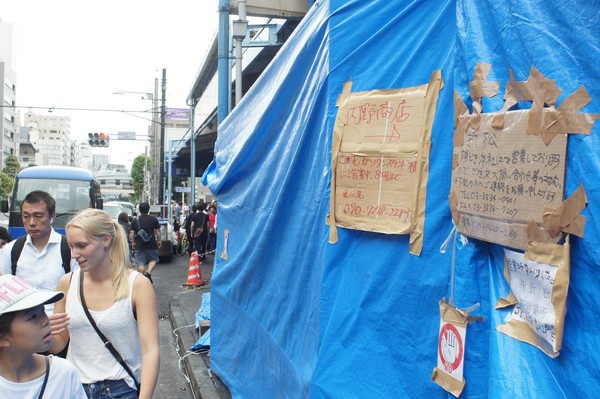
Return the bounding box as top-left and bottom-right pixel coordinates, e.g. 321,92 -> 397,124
66,208 -> 131,300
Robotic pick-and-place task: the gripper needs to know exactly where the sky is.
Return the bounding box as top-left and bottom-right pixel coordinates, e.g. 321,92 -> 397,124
0,0 -> 219,167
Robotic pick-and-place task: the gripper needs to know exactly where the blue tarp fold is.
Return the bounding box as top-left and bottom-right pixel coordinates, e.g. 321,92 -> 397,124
204,0 -> 600,397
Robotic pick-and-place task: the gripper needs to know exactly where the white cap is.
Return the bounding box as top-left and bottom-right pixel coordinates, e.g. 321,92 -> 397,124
0,275 -> 64,316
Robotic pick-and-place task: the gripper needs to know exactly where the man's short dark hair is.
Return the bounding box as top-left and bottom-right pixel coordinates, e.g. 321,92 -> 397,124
139,202 -> 150,214
22,190 -> 56,215
0,226 -> 11,242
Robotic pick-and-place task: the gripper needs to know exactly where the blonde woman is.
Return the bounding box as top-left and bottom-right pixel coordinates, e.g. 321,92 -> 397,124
49,209 -> 159,399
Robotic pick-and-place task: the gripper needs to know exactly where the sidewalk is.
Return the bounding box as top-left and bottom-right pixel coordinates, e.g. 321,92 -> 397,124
169,254 -> 231,399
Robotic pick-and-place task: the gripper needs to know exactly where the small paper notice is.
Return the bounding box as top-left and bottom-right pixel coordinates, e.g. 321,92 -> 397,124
496,244 -> 570,358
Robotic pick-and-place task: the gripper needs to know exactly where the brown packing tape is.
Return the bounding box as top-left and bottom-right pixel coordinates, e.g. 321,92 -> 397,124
496,319 -> 559,358
469,80 -> 500,100
328,80 -> 353,244
495,291 -> 518,309
542,185 -> 587,237
562,215 -> 586,237
521,66 -> 563,139
448,191 -> 460,225
468,63 -> 499,133
454,90 -> 469,126
541,86 -> 598,145
508,66 -> 562,105
496,258 -> 518,309
491,98 -> 517,129
439,298 -> 469,327
452,154 -> 459,170
453,91 -> 469,147
526,219 -> 545,243
431,367 -> 465,398
410,70 -> 444,256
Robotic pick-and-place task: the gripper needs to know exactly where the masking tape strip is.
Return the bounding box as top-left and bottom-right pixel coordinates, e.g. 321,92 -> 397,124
453,91 -> 469,147
329,80 -> 353,244
448,191 -> 460,225
539,86 -> 598,144
495,257 -> 519,309
492,69 -> 520,129
542,185 -> 587,237
526,219 -> 545,243
468,63 -> 500,131
431,368 -> 465,398
452,154 -> 459,170
508,66 -> 562,105
410,70 -> 443,256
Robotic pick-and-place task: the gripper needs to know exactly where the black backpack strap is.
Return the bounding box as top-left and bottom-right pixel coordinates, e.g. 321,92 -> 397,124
37,356 -> 50,399
11,235 -> 71,275
60,235 -> 71,273
10,236 -> 27,275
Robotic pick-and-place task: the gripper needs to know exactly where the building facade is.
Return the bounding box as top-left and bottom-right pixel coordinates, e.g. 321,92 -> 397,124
0,20 -> 18,168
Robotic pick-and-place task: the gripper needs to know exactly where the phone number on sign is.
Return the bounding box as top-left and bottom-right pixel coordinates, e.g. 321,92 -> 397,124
342,202 -> 410,220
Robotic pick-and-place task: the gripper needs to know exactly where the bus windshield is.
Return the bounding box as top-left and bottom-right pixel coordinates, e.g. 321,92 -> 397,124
11,178 -> 93,217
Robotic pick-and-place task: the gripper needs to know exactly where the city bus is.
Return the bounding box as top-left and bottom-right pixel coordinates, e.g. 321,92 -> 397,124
1,166 -> 103,238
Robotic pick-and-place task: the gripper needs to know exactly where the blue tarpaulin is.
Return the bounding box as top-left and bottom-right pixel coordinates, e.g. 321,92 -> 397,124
203,0 -> 600,397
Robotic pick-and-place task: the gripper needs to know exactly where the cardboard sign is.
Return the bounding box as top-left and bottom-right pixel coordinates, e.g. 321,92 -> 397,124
329,71 -> 443,255
496,243 -> 570,358
451,110 -> 567,250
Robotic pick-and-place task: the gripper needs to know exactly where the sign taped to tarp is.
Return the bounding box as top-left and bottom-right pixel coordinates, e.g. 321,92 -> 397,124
329,71 -> 443,255
450,64 -> 595,250
496,242 -> 570,358
451,110 -> 567,249
431,299 -> 476,398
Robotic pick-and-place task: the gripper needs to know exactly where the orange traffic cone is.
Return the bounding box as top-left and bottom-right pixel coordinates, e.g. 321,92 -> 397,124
183,251 -> 203,287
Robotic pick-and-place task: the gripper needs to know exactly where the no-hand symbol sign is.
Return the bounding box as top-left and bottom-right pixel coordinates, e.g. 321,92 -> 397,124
437,322 -> 465,379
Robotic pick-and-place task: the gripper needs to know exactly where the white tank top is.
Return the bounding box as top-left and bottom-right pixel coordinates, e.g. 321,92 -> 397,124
66,269 -> 142,389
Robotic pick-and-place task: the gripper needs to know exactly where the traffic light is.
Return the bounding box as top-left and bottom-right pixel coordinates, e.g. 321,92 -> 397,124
88,132 -> 110,147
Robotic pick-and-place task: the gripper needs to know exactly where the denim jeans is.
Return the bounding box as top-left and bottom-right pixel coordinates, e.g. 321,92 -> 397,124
83,379 -> 138,399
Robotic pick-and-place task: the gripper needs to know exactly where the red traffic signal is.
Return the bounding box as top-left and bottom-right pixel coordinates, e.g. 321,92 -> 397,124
88,132 -> 110,147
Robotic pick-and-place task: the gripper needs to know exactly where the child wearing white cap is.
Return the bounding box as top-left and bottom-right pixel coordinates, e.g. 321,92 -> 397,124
0,274 -> 86,398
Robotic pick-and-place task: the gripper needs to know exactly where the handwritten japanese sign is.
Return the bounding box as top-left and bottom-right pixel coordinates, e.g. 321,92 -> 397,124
451,110 -> 567,249
496,246 -> 569,358
329,71 -> 443,255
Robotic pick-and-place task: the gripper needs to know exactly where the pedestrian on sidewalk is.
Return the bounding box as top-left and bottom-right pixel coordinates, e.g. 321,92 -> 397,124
129,202 -> 161,283
191,202 -> 209,261
118,212 -> 135,267
184,204 -> 197,255
0,274 -> 87,398
49,209 -> 159,399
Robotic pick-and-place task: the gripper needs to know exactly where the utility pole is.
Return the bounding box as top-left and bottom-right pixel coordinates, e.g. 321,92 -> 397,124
158,68 -> 167,205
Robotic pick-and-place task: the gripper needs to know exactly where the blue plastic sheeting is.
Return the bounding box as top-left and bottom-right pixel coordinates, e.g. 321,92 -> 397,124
194,292 -> 211,329
203,0 -> 600,397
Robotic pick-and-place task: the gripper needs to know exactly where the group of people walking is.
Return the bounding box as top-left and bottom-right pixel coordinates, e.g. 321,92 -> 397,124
180,200 -> 217,261
0,191 -> 159,398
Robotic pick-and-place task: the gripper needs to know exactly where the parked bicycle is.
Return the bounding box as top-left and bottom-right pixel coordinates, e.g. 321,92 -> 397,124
175,229 -> 189,256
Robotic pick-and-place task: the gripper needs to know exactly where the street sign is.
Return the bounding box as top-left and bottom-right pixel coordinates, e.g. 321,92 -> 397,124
118,131 -> 136,140
175,186 -> 191,193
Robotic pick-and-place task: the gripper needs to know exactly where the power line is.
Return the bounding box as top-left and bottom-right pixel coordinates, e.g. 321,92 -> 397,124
0,104 -> 153,114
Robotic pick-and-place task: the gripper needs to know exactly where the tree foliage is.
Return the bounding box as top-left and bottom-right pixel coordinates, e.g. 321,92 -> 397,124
2,155 -> 20,178
0,173 -> 13,199
131,155 -> 152,204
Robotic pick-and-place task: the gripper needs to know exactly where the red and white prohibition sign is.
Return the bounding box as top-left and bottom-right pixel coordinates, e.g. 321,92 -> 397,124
438,322 -> 465,377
